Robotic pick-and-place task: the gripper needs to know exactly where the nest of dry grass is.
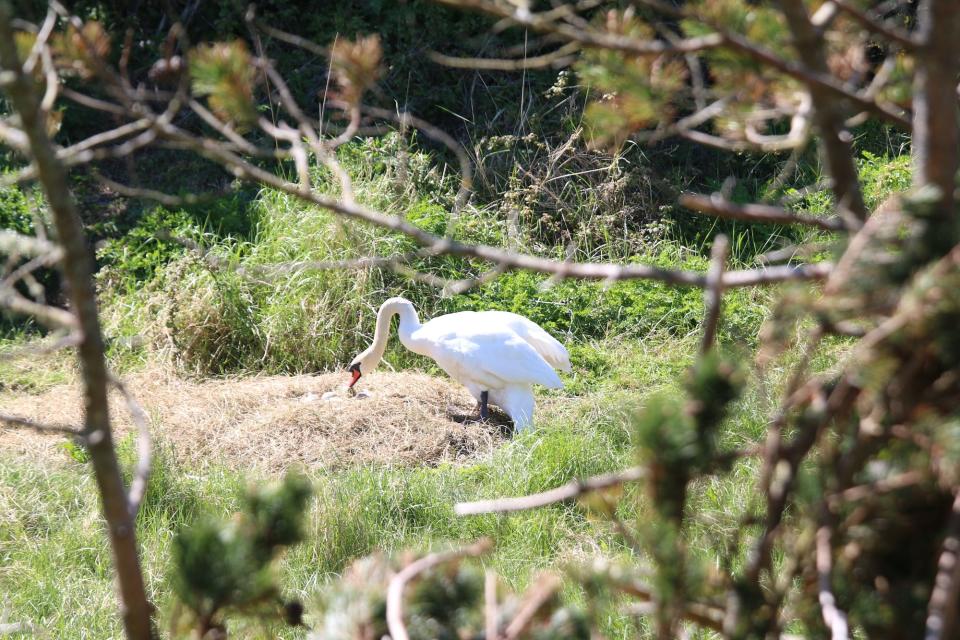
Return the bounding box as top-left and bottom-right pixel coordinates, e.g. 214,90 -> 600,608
0,369 -> 506,471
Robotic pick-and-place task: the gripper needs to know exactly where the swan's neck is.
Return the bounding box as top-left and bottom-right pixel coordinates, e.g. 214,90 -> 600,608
371,299 -> 422,358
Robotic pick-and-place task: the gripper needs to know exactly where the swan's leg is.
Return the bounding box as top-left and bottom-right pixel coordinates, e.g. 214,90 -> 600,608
479,390 -> 489,421
500,386 -> 535,432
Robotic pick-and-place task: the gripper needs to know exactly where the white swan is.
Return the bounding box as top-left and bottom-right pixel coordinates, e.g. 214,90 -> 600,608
347,297 -> 571,431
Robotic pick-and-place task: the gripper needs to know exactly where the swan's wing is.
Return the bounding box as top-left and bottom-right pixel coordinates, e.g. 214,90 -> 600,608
423,325 -> 564,390
481,311 -> 572,372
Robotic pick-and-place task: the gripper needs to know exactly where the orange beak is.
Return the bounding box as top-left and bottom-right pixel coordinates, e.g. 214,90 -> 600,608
348,368 -> 361,388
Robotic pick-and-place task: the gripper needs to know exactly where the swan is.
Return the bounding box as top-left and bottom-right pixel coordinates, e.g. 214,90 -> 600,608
347,297 -> 571,431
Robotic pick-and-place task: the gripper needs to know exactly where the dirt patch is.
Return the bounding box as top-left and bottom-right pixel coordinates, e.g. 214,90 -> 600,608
0,369 -> 507,471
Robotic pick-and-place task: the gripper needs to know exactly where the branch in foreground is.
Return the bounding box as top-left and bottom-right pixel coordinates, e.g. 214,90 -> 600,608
816,525 -> 850,640
925,491 -> 960,640
386,539 -> 493,640
455,466 -> 646,515
679,193 -> 846,232
503,574 -> 561,640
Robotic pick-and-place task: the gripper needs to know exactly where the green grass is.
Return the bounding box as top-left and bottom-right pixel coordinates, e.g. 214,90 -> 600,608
0,328 -> 851,638
0,333 -> 787,639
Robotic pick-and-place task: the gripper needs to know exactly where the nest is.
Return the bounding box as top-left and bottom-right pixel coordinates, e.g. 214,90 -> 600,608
0,369 -> 506,471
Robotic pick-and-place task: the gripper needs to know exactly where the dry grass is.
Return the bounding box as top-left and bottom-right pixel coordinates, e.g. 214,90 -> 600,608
0,368 -> 507,471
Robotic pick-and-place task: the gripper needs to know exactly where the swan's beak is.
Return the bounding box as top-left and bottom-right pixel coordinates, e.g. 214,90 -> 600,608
348,365 -> 361,388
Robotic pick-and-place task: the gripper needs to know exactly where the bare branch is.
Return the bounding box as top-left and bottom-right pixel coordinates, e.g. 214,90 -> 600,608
828,470 -> 925,506
93,173 -> 237,208
456,466 -> 646,515
2,248 -> 63,289
60,87 -> 128,115
679,193 -> 846,232
701,234 -> 728,355
0,284 -> 77,328
111,377 -> 151,519
0,229 -> 59,258
386,539 -> 493,640
912,0 -> 960,213
428,41 -> 580,70
485,570 -> 499,640
0,412 -> 81,436
816,525 -> 850,640
925,491 -> 960,640
504,574 -> 561,640
358,103 -> 475,213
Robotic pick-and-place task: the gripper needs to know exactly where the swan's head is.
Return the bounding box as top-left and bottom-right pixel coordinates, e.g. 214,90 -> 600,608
347,346 -> 382,388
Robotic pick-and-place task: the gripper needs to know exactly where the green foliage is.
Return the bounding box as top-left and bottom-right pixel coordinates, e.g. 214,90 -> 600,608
172,472 -> 312,634
189,40 -> 257,128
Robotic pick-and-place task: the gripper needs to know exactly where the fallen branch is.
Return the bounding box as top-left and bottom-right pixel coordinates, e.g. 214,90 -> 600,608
386,539 -> 493,640
455,466 -> 646,515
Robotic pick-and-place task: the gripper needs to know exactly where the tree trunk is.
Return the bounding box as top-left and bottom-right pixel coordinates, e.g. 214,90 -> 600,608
912,0 -> 960,214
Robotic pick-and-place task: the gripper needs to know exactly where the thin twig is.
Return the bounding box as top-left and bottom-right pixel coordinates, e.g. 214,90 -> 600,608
816,525 -> 849,640
111,377 -> 151,519
0,285 -> 77,328
386,539 -> 493,640
456,466 -> 646,515
429,41 -> 580,70
679,193 -> 846,232
701,234 -> 728,355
